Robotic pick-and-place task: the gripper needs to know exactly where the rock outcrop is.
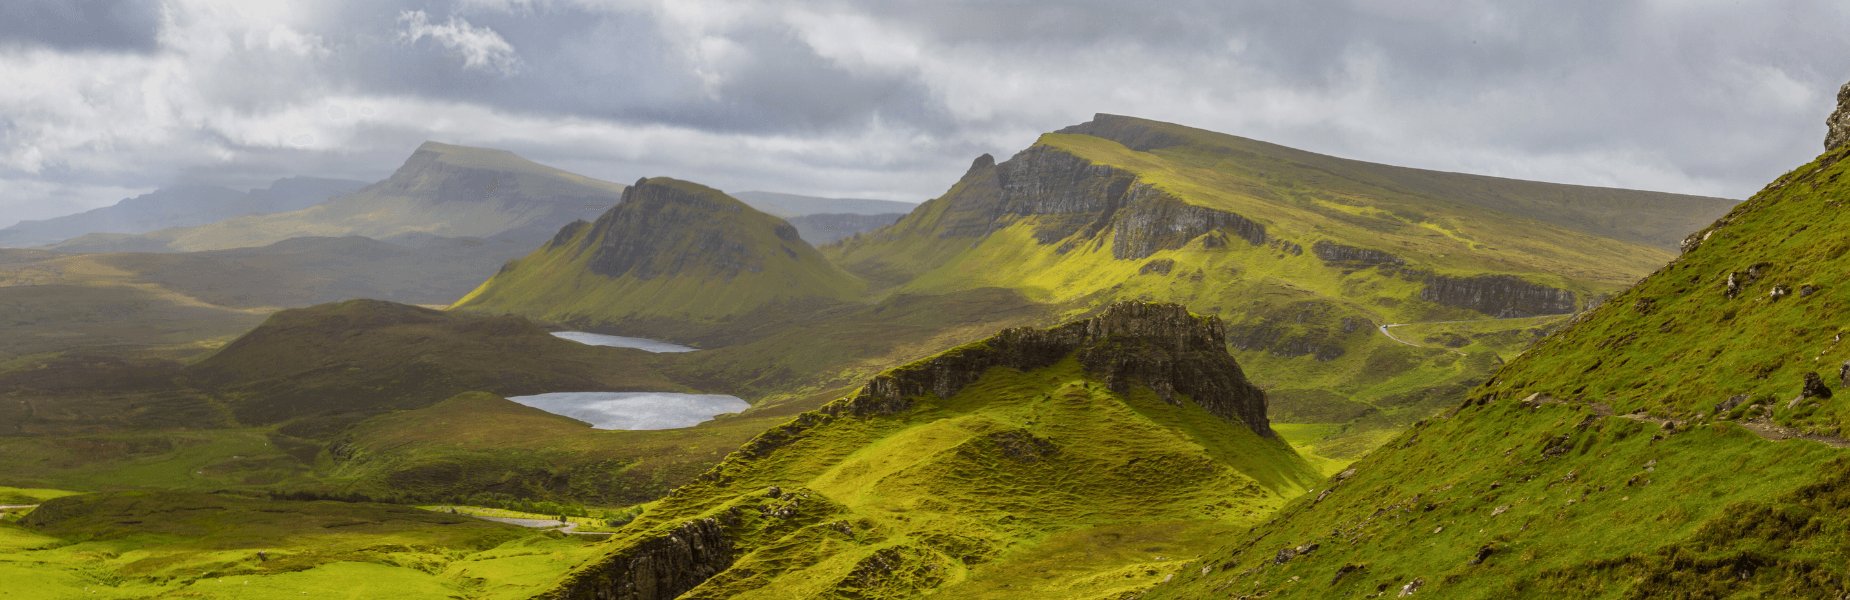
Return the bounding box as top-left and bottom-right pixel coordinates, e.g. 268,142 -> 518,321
1419,274 -> 1577,318
1828,81 -> 1850,151
1312,241 -> 1405,267
980,145 -> 1268,258
732,302 -> 1274,464
546,517 -> 734,600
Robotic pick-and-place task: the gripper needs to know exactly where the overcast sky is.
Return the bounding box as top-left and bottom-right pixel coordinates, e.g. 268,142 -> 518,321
3,0 -> 1848,229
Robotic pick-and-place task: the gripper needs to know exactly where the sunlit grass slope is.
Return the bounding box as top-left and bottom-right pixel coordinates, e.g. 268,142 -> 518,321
452,177 -> 865,343
537,304 -> 1319,600
1145,138 -> 1850,599
825,115 -> 1708,458
1478,142 -> 1850,431
3,490 -> 605,600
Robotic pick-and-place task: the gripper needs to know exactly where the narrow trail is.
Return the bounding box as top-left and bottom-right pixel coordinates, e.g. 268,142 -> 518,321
0,504 -> 37,510
1518,393 -> 1850,449
1377,314 -> 1574,356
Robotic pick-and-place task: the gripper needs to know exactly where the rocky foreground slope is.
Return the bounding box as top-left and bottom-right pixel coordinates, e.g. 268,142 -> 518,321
534,302 -> 1317,600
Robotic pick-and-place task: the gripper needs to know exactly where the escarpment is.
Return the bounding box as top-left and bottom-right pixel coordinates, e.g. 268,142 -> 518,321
545,517 -> 734,600
1312,241 -> 1405,266
1419,274 -> 1577,318
736,302 -> 1273,460
894,144 -> 1269,258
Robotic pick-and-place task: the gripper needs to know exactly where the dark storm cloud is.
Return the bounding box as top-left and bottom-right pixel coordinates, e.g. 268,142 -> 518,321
0,0 -> 161,52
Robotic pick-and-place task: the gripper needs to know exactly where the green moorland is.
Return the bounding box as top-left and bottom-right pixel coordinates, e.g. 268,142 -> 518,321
1148,129 -> 1850,599
821,115 -> 1726,456
1,490 -> 611,600
534,305 -> 1320,600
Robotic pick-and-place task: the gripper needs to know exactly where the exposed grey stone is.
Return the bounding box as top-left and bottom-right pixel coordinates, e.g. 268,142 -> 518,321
1418,274 -> 1576,318
1312,241 -> 1405,266
1715,394 -> 1751,416
1826,81 -> 1850,151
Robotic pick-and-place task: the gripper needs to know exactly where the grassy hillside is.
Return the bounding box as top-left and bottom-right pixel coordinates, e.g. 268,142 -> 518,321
52,142 -> 624,253
325,391 -> 791,506
533,303 -> 1319,600
1148,131 -> 1850,599
451,177 -> 866,342
822,114 -> 1722,459
3,490 -> 604,600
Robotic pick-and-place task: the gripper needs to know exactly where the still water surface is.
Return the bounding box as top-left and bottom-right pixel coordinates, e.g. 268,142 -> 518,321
505,392 -> 749,430
550,331 -> 699,352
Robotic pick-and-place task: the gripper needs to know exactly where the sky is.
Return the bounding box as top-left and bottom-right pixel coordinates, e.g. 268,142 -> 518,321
3,0 -> 1849,229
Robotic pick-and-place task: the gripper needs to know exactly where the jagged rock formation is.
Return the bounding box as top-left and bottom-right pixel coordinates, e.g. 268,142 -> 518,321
1419,274 -> 1577,318
545,517 -> 734,600
1312,241 -> 1405,266
1828,81 -> 1850,151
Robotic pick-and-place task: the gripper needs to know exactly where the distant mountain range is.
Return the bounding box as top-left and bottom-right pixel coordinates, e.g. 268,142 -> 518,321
48,142 -> 629,253
0,177 -> 367,248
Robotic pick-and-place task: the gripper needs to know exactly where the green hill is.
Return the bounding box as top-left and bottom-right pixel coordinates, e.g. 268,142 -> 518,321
1144,118 -> 1850,599
51,141 -> 623,253
450,177 -> 866,343
185,299 -> 690,426
822,114 -> 1735,458
533,302 -> 1320,600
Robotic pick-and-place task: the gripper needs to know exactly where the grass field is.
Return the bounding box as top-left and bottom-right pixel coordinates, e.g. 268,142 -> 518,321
0,491 -> 612,600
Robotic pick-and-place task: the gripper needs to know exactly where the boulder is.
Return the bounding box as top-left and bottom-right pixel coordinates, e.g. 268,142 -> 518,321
1803,371 -> 1833,400
1714,394 -> 1750,416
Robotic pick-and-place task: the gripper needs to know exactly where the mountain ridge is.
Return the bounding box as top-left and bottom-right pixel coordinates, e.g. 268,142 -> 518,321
50,142 -> 623,253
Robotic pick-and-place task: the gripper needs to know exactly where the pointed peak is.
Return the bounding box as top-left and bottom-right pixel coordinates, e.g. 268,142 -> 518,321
966,153 -> 996,176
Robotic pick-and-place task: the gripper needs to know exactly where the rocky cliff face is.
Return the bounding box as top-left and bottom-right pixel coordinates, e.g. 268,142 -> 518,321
1828,81 -> 1850,151
546,517 -> 734,600
1312,241 -> 1405,266
729,302 -> 1274,464
873,141 -> 1269,262
1419,274 -> 1577,318
581,178 -> 805,280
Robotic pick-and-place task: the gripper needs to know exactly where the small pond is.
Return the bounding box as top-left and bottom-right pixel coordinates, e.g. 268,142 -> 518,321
505,392 -> 749,430
550,331 -> 699,352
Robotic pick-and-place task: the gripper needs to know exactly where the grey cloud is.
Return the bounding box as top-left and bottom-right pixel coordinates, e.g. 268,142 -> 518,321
0,0 -> 160,52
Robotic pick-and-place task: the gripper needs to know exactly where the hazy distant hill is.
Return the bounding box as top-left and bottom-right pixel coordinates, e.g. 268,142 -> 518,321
784,212 -> 905,244
50,142 -> 625,253
730,190 -> 917,217
0,177 -> 367,249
